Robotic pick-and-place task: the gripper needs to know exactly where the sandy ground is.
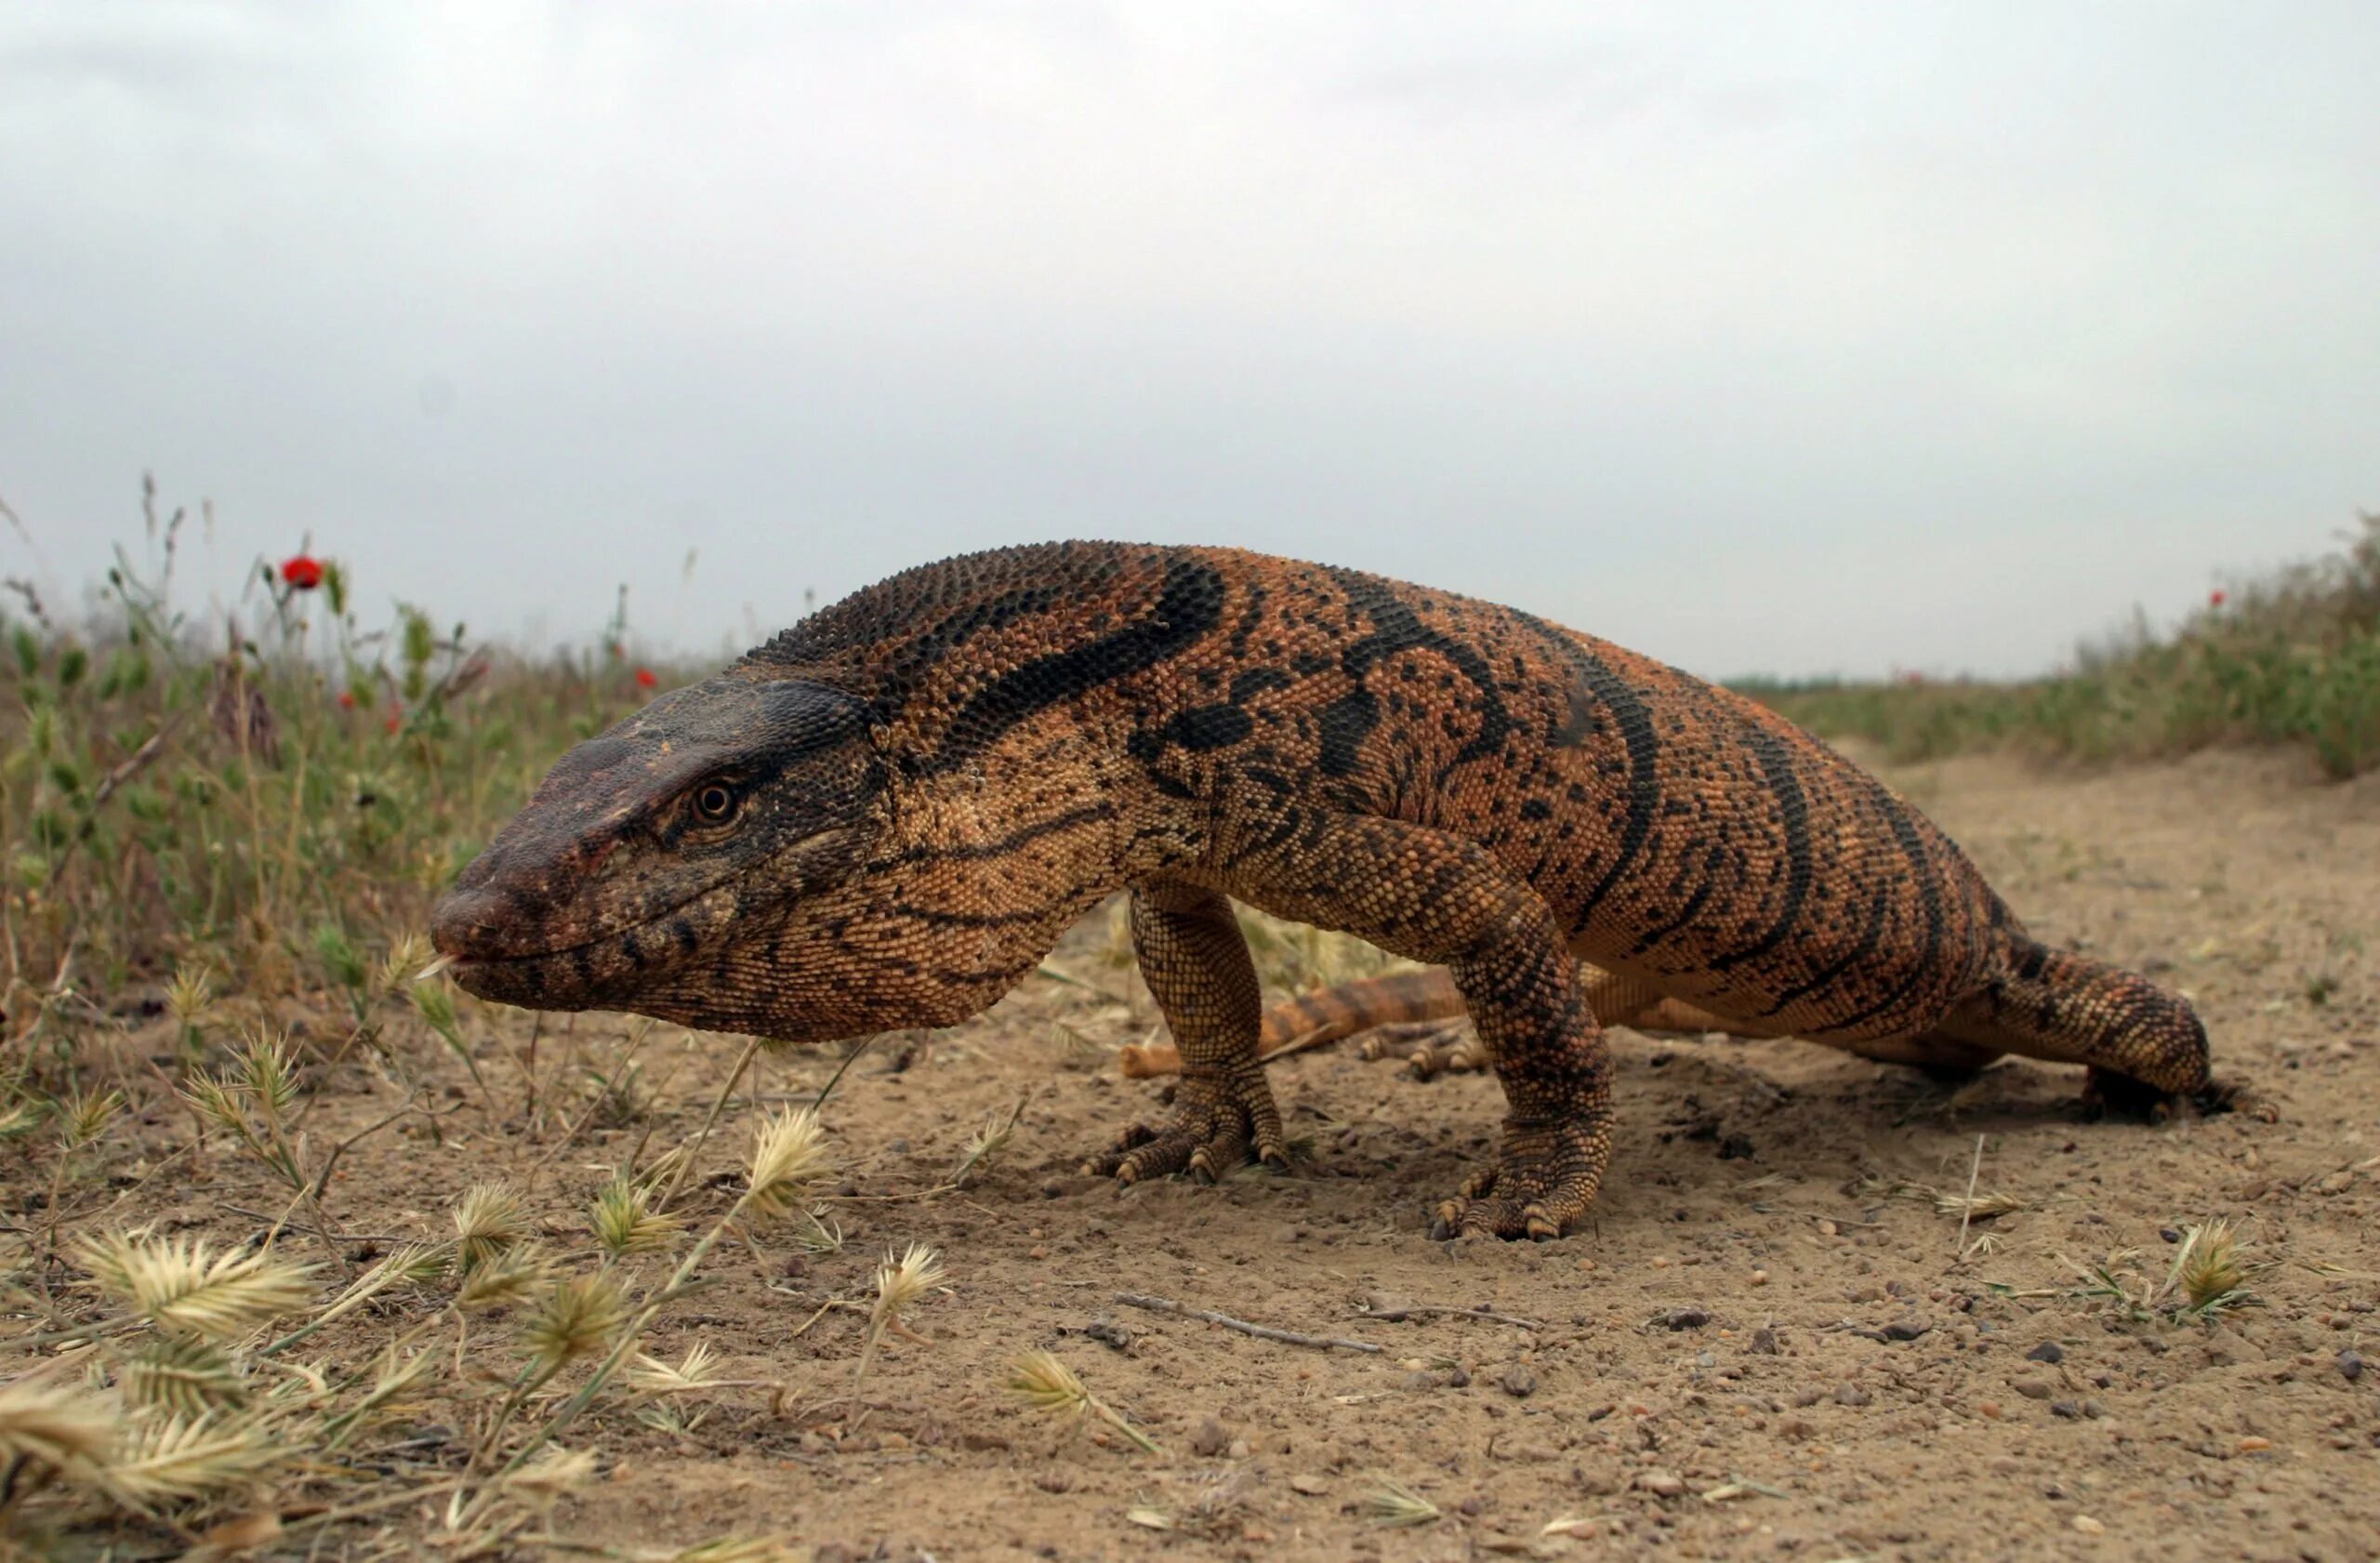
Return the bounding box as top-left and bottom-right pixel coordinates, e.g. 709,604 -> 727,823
90,746 -> 2380,1559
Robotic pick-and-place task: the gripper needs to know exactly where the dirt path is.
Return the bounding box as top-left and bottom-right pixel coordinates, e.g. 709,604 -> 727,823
159,748 -> 2380,1559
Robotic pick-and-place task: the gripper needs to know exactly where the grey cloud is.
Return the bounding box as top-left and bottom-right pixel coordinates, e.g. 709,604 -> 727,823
1,1 -> 2374,679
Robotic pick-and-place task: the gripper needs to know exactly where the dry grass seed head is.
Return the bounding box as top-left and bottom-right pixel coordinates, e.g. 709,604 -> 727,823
1362,1476 -> 1443,1528
118,1336 -> 248,1417
591,1174 -> 685,1258
522,1272 -> 628,1371
1005,1349 -> 1090,1424
59,1085 -> 126,1150
0,1376 -> 115,1476
871,1243 -> 944,1329
456,1243 -> 551,1311
102,1410 -> 286,1503
1003,1349 -> 1159,1453
377,931 -> 433,992
628,1341 -> 721,1395
165,961 -> 214,1025
2177,1217 -> 2254,1311
953,1102 -> 1024,1184
453,1183 -> 531,1272
79,1233 -> 316,1341
744,1107 -> 832,1221
233,1029 -> 301,1119
662,1541 -> 805,1563
178,1073 -> 248,1139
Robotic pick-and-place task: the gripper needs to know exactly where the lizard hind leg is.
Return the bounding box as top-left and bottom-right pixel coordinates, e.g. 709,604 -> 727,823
1936,938 -> 2245,1117
1085,881 -> 1289,1185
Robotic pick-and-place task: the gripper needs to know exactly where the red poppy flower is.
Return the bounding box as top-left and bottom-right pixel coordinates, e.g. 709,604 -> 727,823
337,690 -> 357,710
385,713 -> 402,735
634,668 -> 658,689
282,554 -> 324,590
2208,589 -> 2227,608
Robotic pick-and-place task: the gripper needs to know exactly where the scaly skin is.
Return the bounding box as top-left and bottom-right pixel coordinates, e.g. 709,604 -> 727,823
431,542 -> 2228,1240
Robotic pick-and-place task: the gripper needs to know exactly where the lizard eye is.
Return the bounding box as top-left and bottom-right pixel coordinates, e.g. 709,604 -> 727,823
691,782 -> 739,824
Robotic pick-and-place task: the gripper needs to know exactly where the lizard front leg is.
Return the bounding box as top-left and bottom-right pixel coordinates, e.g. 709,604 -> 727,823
1085,881 -> 1289,1184
1224,815 -> 1614,1241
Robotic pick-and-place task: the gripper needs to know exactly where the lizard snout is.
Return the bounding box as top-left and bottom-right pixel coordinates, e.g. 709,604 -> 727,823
429,884 -> 513,963
430,874 -> 584,965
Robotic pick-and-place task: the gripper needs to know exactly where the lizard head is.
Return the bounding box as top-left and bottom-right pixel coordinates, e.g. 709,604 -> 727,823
430,671 -> 901,1040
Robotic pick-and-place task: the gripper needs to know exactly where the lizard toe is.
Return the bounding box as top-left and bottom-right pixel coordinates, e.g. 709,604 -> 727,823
1435,1194 -> 1566,1241
1088,1070 -> 1285,1187
1435,1116 -> 1607,1240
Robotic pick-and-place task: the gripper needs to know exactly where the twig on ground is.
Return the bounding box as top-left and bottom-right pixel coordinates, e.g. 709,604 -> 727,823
1114,1291 -> 1381,1353
217,1206 -> 415,1245
1955,1133 -> 1986,1259
1352,1294 -> 1542,1331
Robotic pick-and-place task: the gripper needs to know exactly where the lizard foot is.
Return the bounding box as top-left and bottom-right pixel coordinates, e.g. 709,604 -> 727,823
2082,1069 -> 2275,1124
1356,1019 -> 1490,1080
1084,1067 -> 1289,1185
1427,1117 -> 1608,1241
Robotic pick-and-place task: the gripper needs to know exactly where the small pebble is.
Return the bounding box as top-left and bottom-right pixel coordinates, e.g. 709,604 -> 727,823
2340,1350 -> 2365,1383
2073,1515 -> 2105,1536
2026,1342 -> 2065,1364
2238,1436 -> 2272,1453
1978,1400 -> 2003,1420
1289,1474 -> 1329,1496
2051,1400 -> 2082,1420
2013,1377 -> 2055,1401
1500,1366 -> 1538,1398
1832,1383 -> 1872,1408
1750,1328 -> 1780,1355
1633,1469 -> 1686,1498
1663,1306 -> 1711,1331
1883,1318 -> 1931,1342
1750,1268 -> 1769,1286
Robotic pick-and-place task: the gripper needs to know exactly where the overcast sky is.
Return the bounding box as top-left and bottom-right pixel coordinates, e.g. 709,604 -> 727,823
3,3 -> 2375,678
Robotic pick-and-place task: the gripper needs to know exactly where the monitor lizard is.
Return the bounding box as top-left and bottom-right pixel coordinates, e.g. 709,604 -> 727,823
431,542 -> 2238,1240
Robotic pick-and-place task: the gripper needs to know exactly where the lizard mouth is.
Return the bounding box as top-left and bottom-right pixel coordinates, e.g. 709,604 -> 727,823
439,876 -> 749,1009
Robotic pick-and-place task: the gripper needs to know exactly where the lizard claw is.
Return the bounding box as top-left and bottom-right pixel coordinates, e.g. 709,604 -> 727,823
1427,1116 -> 1607,1241
2083,1069 -> 2274,1124
1085,1068 -> 1290,1185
